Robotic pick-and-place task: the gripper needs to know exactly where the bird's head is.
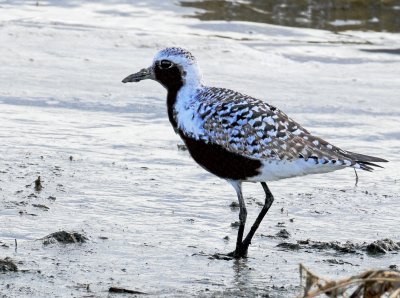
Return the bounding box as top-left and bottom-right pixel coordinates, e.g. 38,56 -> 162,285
122,47 -> 202,90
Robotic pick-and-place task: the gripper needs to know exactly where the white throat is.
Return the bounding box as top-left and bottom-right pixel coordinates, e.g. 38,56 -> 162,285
174,82 -> 204,139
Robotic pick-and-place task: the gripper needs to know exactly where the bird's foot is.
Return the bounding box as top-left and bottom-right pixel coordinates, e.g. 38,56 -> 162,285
226,245 -> 248,259
193,244 -> 248,260
208,246 -> 248,260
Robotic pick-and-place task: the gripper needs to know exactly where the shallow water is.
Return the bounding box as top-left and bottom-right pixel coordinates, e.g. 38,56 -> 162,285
180,0 -> 400,32
0,1 -> 399,297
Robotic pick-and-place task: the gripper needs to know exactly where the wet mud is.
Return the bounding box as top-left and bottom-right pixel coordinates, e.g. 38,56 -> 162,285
277,238 -> 400,255
0,104 -> 397,297
1,154 -> 395,297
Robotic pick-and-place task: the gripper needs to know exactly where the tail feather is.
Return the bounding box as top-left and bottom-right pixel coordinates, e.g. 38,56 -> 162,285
356,161 -> 384,172
345,151 -> 388,172
345,151 -> 388,163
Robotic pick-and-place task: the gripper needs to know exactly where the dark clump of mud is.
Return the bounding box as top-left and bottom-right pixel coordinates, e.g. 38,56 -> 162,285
34,176 -> 43,191
0,257 -> 18,272
306,239 -> 360,253
278,238 -> 400,255
322,259 -> 355,266
177,144 -> 188,151
366,239 -> 400,255
277,242 -> 300,250
275,229 -> 290,239
32,203 -> 49,210
229,201 -> 239,208
41,231 -> 88,245
261,228 -> 291,239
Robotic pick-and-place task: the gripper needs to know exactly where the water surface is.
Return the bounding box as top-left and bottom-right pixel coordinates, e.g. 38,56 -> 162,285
181,0 -> 400,32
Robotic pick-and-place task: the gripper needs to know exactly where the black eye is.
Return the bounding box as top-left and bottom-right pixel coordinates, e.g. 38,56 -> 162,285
159,60 -> 173,69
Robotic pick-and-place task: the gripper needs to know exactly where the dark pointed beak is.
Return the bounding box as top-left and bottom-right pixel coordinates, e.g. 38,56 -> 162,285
122,66 -> 154,83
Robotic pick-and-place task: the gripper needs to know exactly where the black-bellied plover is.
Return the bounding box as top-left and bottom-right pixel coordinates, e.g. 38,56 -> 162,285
122,47 -> 387,258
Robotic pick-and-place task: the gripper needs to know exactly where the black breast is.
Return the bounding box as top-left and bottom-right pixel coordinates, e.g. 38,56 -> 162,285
179,131 -> 262,181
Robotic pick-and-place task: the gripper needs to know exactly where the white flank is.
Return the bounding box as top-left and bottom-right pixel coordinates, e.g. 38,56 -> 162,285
247,159 -> 346,182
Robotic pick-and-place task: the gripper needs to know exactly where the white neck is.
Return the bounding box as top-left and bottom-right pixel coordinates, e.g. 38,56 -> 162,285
174,82 -> 204,139
180,63 -> 203,89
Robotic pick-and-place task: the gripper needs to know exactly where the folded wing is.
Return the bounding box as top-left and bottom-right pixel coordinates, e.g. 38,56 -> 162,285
196,87 -> 387,171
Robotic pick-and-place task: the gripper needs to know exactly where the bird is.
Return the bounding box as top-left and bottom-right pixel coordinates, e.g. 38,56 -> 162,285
122,47 -> 388,258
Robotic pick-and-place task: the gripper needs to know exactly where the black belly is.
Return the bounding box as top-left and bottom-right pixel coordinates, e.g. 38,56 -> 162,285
180,133 -> 262,181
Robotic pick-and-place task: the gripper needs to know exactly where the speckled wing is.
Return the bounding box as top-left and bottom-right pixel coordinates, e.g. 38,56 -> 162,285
196,87 -> 368,169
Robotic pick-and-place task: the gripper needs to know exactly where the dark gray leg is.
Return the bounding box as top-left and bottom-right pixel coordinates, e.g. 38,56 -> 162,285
228,181 -> 247,257
225,181 -> 274,259
240,182 -> 274,254
234,182 -> 247,252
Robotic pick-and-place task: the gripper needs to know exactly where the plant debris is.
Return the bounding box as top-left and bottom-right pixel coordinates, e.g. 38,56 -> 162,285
41,231 -> 87,245
299,264 -> 400,298
0,257 -> 18,272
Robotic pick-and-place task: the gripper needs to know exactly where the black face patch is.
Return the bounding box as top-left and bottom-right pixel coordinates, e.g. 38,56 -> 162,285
154,63 -> 184,131
154,64 -> 183,91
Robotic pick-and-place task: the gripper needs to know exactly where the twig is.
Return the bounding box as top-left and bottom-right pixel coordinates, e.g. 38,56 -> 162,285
354,168 -> 359,186
109,287 -> 147,294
